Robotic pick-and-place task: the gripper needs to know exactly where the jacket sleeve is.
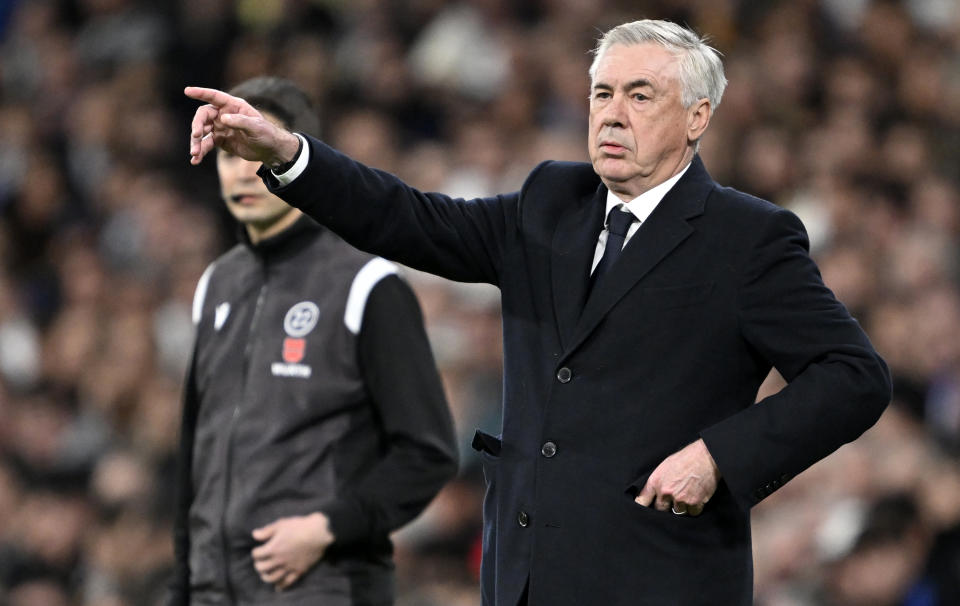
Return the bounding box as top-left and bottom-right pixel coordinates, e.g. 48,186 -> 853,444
700,207 -> 891,511
321,274 -> 459,544
259,135 -> 516,287
166,351 -> 199,606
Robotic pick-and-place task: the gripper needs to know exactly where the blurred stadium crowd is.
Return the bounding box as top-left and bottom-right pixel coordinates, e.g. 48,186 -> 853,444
0,0 -> 958,604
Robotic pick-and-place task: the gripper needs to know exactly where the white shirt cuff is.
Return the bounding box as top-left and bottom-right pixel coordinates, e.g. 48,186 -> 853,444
272,133 -> 310,186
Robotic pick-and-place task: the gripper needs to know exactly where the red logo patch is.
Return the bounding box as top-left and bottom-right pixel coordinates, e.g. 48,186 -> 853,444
282,338 -> 306,363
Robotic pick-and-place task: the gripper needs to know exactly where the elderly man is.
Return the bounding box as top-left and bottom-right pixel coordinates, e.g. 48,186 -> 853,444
186,20 -> 890,606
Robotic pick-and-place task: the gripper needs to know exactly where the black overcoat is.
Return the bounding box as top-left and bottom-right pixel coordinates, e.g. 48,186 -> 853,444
264,137 -> 891,606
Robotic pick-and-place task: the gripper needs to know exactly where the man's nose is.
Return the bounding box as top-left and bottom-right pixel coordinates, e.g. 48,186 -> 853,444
601,95 -> 627,127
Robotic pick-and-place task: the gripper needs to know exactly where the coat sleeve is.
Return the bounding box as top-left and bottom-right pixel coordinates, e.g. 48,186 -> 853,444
259,135 -> 517,286
700,207 -> 891,511
321,274 -> 459,544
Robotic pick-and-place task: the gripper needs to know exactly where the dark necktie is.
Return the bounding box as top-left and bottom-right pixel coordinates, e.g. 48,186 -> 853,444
590,205 -> 636,289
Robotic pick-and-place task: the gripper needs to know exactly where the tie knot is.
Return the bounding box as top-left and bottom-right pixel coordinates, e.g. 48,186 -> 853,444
607,206 -> 635,238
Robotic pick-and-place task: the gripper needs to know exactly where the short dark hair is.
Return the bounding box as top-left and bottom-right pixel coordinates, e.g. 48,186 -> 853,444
227,76 -> 320,138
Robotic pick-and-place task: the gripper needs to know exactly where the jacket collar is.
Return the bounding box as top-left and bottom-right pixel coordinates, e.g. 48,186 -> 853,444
553,155 -> 715,358
239,213 -> 324,260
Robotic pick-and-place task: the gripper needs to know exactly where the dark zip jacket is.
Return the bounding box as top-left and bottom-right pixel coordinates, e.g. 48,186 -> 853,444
167,215 -> 458,605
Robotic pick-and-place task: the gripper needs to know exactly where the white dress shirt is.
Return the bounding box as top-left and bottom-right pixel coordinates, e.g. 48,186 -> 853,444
590,163 -> 691,274
274,133 -> 311,186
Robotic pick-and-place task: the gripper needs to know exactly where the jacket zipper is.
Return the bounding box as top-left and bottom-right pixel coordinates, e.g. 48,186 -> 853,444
220,264 -> 269,603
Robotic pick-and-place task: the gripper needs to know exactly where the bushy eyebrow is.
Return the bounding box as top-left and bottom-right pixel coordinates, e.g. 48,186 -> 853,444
626,78 -> 654,90
592,78 -> 655,92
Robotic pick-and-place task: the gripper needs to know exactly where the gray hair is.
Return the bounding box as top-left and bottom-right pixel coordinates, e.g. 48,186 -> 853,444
589,20 -> 727,110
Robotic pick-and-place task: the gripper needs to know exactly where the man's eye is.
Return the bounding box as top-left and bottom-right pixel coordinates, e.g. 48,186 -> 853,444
633,93 -> 648,101
593,91 -> 611,100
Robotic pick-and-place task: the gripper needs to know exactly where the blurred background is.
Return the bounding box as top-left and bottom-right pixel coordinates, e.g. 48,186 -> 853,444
0,0 -> 958,604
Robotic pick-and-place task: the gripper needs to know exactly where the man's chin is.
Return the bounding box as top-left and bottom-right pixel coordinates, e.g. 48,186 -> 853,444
227,203 -> 281,222
593,156 -> 631,175
230,205 -> 299,236
229,208 -> 282,228
228,209 -> 266,224
595,168 -> 632,185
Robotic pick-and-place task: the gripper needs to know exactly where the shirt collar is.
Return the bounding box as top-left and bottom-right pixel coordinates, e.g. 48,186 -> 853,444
603,162 -> 692,226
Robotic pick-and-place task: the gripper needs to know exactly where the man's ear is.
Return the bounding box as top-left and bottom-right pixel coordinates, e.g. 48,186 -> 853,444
687,98 -> 712,143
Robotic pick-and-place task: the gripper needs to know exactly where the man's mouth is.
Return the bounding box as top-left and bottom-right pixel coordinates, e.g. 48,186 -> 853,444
599,141 -> 628,154
230,194 -> 261,204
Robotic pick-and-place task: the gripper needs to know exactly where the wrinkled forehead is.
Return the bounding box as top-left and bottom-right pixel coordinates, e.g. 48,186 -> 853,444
592,42 -> 683,87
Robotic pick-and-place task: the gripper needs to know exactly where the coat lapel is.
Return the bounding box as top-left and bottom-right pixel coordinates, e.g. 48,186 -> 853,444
564,157 -> 714,357
551,185 -> 607,351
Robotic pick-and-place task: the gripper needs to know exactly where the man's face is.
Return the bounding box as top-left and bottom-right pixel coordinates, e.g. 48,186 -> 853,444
217,112 -> 296,237
588,42 -> 707,199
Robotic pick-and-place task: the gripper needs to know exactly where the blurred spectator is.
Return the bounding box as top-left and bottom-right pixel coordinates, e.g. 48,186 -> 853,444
0,0 -> 958,603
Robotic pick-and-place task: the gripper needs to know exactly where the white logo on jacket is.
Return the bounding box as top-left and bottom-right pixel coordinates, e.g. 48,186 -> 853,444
283,301 -> 320,337
274,301 -> 319,379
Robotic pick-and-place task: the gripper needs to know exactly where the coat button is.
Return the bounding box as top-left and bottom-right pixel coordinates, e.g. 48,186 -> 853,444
517,511 -> 530,527
541,441 -> 557,458
556,367 -> 572,383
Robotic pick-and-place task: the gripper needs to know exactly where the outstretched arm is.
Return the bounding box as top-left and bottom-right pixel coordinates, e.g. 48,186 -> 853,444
184,86 -> 300,168
187,87 -> 515,286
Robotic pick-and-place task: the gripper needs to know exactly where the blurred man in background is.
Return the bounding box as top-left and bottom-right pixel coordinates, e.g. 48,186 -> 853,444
168,76 -> 458,606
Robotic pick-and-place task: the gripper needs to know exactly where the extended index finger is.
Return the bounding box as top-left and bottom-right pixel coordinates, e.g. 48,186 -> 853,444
184,86 -> 240,110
